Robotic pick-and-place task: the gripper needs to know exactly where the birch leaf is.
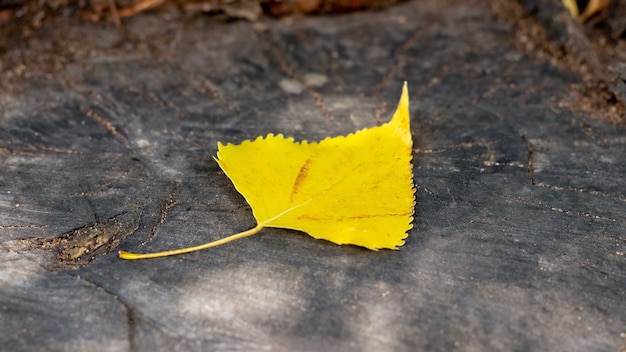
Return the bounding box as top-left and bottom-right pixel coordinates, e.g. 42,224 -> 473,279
120,82 -> 414,260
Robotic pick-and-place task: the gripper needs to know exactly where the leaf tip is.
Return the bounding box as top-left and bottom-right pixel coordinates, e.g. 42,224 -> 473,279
388,82 -> 411,147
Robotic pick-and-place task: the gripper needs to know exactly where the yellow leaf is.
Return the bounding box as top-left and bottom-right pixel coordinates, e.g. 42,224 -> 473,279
562,0 -> 579,16
561,0 -> 610,21
579,0 -> 610,21
120,82 -> 415,260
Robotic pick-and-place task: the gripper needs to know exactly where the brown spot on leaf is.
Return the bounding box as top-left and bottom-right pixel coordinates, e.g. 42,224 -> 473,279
291,158 -> 312,202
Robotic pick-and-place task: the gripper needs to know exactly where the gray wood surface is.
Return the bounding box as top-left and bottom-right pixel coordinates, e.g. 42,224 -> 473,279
1,1 -> 625,351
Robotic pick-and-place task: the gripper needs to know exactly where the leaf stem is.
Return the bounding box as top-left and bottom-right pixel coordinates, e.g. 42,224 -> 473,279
118,224 -> 264,260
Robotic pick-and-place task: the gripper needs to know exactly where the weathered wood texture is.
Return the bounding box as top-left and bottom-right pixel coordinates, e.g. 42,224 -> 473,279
1,0 -> 625,351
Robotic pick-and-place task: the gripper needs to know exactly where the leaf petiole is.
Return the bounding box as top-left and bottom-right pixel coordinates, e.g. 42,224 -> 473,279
118,224 -> 264,260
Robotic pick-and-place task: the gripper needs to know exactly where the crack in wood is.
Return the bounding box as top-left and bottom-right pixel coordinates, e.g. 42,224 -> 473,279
23,204 -> 142,270
0,143 -> 124,156
534,182 -> 626,203
0,224 -> 47,230
146,91 -> 182,115
76,276 -> 199,351
526,139 -> 535,184
511,130 -> 536,184
484,107 -> 626,202
414,140 -> 505,169
139,183 -> 181,247
544,204 -> 618,223
73,180 -> 120,196
85,108 -> 131,149
76,275 -> 136,351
